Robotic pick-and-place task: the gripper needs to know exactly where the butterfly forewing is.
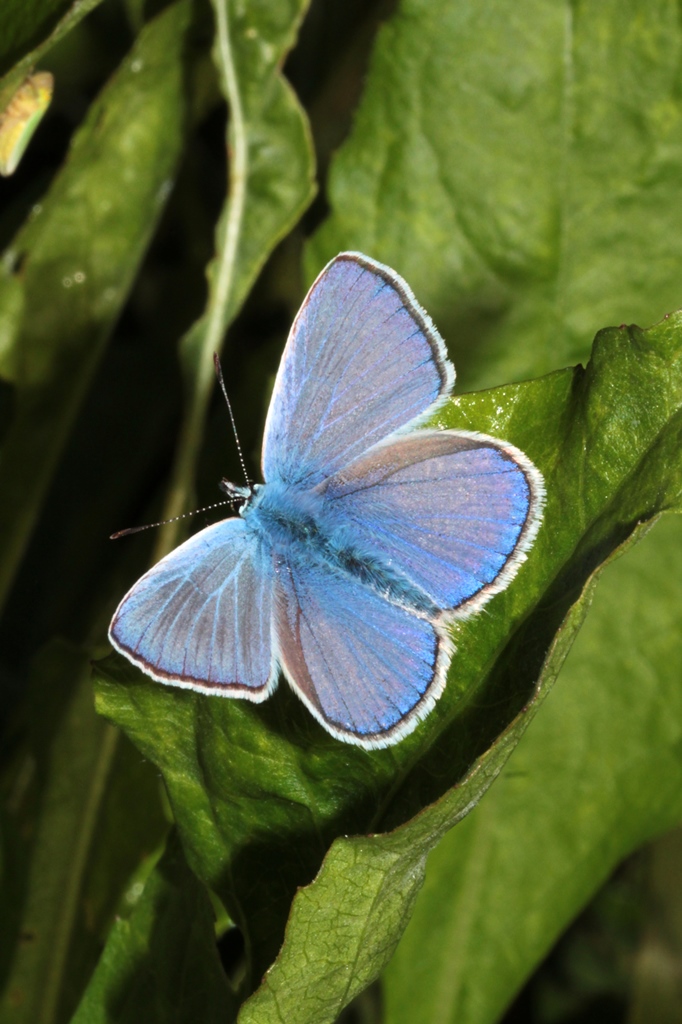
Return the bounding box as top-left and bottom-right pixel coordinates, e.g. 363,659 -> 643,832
262,253 -> 454,488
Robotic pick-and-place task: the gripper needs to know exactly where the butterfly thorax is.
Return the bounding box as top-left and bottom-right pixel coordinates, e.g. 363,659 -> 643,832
240,481 -> 326,546
241,480 -> 438,617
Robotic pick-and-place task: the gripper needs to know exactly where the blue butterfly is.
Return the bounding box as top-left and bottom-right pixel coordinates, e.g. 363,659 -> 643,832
109,253 -> 544,749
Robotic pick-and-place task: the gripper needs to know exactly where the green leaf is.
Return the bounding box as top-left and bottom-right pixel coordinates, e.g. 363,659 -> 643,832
156,0 -> 315,553
0,0 -> 194,612
0,0 -> 315,1012
97,308 -> 682,1016
306,0 -> 682,391
71,833 -> 236,1024
383,513 -> 682,1024
300,0 -> 682,1017
628,826 -> 682,1021
0,641 -> 167,1024
0,792 -> 29,1004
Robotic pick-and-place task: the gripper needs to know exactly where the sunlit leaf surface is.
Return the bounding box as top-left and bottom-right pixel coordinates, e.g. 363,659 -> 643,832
98,311 -> 682,1018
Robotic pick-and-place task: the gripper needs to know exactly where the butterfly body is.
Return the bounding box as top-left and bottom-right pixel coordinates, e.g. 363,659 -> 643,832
110,252 -> 544,748
241,477 -> 438,617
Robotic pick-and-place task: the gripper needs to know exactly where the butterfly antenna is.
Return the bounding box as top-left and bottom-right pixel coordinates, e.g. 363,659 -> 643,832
110,499 -> 237,540
213,352 -> 251,487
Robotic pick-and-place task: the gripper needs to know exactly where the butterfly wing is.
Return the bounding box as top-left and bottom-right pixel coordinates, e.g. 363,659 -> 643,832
109,518 -> 276,697
262,252 -> 454,488
274,552 -> 450,748
319,430 -> 544,617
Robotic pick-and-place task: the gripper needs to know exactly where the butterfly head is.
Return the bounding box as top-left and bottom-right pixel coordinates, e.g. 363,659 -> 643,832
219,479 -> 252,507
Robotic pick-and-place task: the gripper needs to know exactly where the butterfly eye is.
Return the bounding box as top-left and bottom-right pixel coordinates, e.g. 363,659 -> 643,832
0,72 -> 54,177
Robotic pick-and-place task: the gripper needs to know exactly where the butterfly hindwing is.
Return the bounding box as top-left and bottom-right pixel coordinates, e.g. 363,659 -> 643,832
319,430 -> 544,616
109,518 -> 276,697
274,551 -> 450,748
262,253 -> 454,488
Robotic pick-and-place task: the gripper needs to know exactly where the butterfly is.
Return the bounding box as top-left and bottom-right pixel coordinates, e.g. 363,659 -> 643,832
109,252 -> 544,749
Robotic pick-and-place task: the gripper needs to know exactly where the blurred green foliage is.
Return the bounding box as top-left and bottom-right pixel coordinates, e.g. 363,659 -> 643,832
0,1 -> 681,1023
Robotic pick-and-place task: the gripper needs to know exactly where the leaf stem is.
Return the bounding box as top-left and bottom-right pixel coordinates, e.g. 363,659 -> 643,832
154,0 -> 247,560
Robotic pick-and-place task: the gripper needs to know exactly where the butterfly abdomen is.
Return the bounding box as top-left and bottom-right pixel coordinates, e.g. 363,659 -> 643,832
331,543 -> 438,616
